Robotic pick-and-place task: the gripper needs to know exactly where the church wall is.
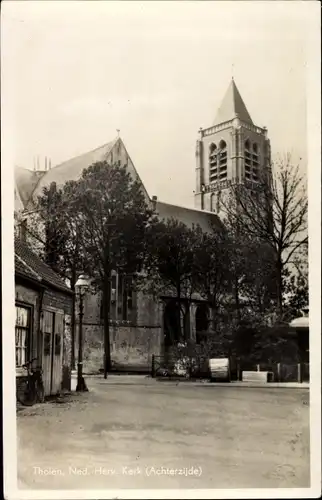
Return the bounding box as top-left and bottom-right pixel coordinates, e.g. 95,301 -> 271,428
81,289 -> 163,373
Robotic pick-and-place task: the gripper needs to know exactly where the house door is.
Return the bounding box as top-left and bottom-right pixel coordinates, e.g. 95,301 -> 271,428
42,310 -> 64,396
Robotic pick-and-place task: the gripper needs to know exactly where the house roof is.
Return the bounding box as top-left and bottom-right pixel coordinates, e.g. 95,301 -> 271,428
214,79 -> 253,125
15,238 -> 73,294
155,200 -> 221,232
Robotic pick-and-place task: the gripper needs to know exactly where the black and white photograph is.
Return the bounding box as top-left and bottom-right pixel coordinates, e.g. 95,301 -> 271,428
2,1 -> 321,498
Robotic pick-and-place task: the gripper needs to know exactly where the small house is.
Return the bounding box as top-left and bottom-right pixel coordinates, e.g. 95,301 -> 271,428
15,237 -> 74,396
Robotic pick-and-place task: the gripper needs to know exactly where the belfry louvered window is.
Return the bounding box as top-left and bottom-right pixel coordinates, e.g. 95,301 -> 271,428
209,143 -> 218,183
245,140 -> 260,182
209,140 -> 227,184
218,140 -> 227,179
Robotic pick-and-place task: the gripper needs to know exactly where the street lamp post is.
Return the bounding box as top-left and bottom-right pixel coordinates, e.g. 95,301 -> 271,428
75,276 -> 89,392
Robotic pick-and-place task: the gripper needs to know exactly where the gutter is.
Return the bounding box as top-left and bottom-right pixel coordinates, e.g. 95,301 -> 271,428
41,279 -> 75,296
15,272 -> 45,291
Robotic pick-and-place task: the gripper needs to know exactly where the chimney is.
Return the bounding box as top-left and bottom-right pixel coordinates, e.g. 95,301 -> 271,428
49,158 -> 52,170
152,195 -> 158,211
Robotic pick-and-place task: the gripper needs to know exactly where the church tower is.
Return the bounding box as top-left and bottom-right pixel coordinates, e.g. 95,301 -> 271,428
195,79 -> 271,215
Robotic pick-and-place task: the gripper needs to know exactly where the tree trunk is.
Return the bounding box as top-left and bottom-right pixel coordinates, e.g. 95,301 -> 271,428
176,282 -> 182,342
70,268 -> 77,371
103,271 -> 112,376
234,276 -> 241,322
210,293 -> 218,333
276,259 -> 283,318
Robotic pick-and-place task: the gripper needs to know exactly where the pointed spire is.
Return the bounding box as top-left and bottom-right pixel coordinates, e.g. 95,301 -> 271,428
213,79 -> 253,126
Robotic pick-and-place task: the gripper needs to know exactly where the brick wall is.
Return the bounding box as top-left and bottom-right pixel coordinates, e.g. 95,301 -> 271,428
43,288 -> 72,316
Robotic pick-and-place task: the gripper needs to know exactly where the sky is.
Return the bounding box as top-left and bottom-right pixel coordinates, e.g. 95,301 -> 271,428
2,1 -> 314,208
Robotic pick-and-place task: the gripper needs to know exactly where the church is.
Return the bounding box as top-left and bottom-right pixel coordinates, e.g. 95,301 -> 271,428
14,79 -> 271,374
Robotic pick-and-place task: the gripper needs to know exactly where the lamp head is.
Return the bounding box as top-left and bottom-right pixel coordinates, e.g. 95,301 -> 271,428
75,275 -> 90,293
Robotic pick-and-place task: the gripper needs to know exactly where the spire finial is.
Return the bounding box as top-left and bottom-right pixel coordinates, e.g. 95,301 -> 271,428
116,129 -> 120,138
231,63 -> 234,80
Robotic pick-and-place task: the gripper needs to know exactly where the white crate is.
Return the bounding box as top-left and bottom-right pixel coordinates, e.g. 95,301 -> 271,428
242,371 -> 274,383
209,358 -> 230,381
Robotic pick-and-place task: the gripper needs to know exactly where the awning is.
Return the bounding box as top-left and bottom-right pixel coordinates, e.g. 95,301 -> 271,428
289,316 -> 309,328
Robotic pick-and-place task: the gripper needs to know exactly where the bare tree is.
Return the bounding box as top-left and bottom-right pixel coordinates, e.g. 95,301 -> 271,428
223,155 -> 308,316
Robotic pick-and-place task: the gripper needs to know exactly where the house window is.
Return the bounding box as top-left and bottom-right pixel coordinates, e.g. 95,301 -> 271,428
15,305 -> 31,366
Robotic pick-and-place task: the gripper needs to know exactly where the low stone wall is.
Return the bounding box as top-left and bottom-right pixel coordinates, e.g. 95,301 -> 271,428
82,323 -> 162,373
110,325 -> 162,370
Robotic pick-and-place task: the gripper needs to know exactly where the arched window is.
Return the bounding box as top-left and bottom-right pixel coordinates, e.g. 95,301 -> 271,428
195,304 -> 209,344
209,143 -> 217,155
163,300 -> 186,347
219,139 -> 227,150
244,139 -> 250,150
253,143 -> 258,153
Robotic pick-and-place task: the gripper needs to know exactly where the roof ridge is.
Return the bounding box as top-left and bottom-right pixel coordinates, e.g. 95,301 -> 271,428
156,200 -> 216,215
50,138 -> 118,172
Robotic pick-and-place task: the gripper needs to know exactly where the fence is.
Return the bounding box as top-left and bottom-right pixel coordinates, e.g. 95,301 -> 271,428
151,355 -> 310,383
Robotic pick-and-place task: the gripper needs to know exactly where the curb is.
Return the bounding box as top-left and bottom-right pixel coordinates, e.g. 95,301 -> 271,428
181,383 -> 310,389
87,376 -> 309,389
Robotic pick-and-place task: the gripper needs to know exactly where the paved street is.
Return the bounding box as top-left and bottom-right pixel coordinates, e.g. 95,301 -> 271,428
17,376 -> 310,490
